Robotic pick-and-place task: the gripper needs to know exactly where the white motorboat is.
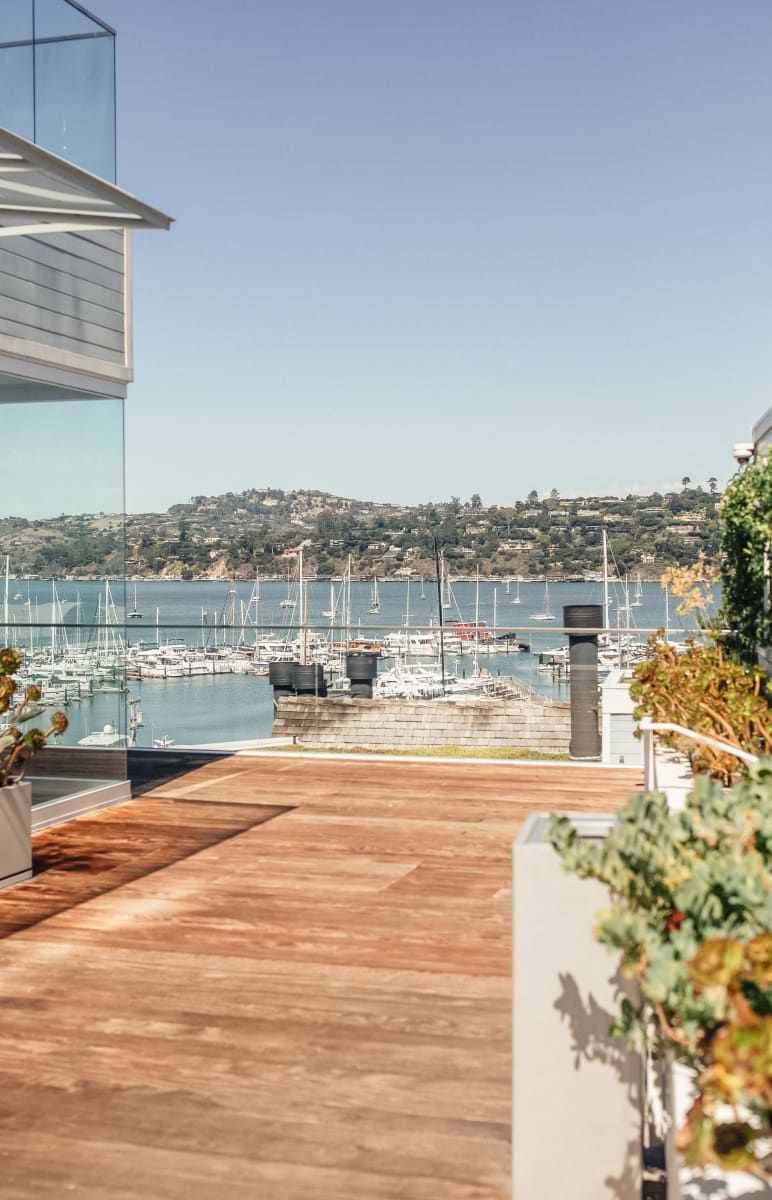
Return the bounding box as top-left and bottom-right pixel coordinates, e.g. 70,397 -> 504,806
79,723 -> 127,747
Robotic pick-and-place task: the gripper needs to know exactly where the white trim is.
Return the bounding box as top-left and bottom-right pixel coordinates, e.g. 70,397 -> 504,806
752,405 -> 772,457
31,779 -> 130,831
0,333 -> 132,388
0,126 -> 172,238
124,229 -> 133,372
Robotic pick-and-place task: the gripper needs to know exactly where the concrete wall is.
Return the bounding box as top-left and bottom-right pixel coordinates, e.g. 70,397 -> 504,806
272,695 -> 571,753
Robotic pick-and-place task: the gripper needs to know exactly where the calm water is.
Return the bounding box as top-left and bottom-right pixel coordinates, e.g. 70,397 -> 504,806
4,576 -> 706,748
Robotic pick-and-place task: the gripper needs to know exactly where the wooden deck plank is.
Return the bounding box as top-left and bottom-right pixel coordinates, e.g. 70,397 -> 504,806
0,798 -> 288,938
0,756 -> 641,1198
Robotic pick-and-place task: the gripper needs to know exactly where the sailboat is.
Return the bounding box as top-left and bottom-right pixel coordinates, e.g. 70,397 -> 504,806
530,580 -> 555,621
128,584 -> 142,619
323,581 -> 335,618
631,573 -> 643,607
511,576 -> 521,605
368,574 -> 381,614
440,552 -> 451,609
280,568 -> 295,608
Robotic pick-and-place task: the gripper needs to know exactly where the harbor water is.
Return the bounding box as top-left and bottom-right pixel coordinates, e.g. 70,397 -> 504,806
3,576 -> 705,749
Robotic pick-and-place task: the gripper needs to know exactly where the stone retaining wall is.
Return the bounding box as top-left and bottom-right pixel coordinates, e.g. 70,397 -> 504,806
272,695 -> 571,754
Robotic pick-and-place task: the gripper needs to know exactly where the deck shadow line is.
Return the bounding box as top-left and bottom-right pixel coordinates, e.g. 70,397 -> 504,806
0,800 -> 294,941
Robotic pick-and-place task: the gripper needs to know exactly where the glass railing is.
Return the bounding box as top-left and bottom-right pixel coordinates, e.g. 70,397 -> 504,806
0,0 -> 116,181
1,575 -> 702,763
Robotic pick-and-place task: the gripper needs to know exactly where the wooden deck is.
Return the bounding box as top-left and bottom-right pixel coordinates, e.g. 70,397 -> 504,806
0,754 -> 641,1199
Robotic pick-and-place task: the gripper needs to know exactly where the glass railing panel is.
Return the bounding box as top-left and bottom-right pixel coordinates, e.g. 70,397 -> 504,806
0,0 -> 116,182
1,391 -> 126,788
0,43 -> 35,141
35,28 -> 115,179
33,0 -> 110,39
0,0 -> 33,46
3,577 -> 709,756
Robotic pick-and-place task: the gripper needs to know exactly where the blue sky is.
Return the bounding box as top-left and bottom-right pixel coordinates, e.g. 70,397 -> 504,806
92,0 -> 772,511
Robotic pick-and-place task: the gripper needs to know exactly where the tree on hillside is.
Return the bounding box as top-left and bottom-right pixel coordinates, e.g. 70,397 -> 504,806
526,489 -> 539,505
682,476 -> 691,487
316,508 -> 338,539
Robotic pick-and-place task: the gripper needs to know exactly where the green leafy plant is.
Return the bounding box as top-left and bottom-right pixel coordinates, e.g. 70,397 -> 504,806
548,765 -> 772,1177
720,454 -> 772,667
0,647 -> 67,785
630,632 -> 772,784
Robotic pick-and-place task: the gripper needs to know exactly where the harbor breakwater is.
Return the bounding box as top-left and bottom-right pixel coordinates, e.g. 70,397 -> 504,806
272,695 -> 571,754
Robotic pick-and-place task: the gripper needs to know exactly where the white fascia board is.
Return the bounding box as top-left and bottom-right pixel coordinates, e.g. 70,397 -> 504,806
0,126 -> 173,237
752,404 -> 772,454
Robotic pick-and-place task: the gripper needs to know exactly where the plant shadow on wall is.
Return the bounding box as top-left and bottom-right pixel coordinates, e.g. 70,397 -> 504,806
553,969 -> 643,1199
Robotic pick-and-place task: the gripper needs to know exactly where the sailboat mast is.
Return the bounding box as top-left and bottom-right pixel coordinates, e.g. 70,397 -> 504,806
602,531 -> 611,633
433,539 -> 446,694
346,554 -> 352,654
3,555 -> 8,642
299,549 -> 306,665
664,583 -> 670,643
51,580 -> 57,663
473,568 -> 480,675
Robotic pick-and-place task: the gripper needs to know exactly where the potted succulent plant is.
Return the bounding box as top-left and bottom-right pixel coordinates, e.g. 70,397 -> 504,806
548,766 -> 772,1195
0,647 -> 67,888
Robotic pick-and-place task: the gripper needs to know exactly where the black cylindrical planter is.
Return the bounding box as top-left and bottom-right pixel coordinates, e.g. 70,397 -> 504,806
346,652 -> 378,682
564,605 -> 602,760
346,652 -> 377,700
292,663 -> 327,697
268,661 -> 297,689
269,660 -> 299,715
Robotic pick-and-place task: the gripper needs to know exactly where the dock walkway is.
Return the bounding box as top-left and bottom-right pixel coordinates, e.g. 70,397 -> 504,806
0,755 -> 640,1199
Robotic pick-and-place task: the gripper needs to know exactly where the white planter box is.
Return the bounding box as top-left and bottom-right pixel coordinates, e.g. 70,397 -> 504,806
513,814 -> 642,1199
0,780 -> 32,888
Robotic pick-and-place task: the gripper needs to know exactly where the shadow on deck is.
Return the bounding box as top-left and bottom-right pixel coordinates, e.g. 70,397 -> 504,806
0,754 -> 642,1199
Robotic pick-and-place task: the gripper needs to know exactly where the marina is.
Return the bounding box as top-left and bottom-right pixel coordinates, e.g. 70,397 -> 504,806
1,570 -> 705,749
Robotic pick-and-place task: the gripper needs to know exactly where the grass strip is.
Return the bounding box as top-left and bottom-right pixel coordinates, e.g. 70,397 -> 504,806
263,744 -> 569,761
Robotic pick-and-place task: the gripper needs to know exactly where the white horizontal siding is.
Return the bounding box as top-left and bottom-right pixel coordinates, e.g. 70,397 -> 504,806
0,229 -> 125,365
